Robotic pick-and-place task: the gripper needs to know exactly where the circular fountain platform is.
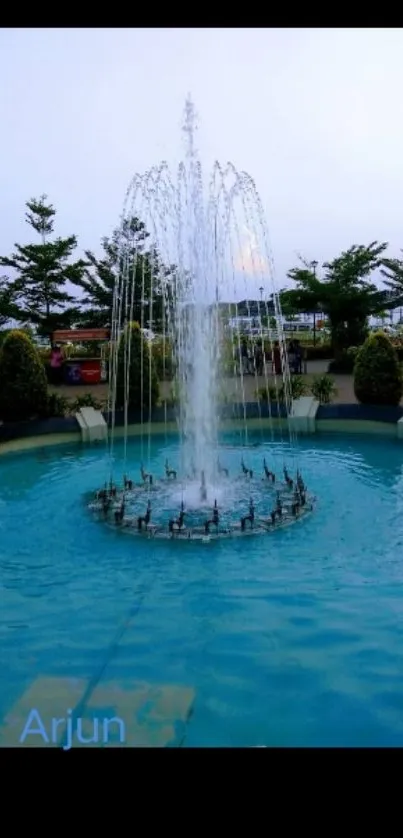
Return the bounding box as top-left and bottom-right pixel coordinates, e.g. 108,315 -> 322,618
87,463 -> 316,542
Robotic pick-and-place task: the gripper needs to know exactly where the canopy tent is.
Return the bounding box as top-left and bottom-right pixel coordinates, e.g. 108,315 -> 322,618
52,328 -> 110,343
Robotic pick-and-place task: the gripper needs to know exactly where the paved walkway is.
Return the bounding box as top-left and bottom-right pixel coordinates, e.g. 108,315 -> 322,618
50,359 -> 361,407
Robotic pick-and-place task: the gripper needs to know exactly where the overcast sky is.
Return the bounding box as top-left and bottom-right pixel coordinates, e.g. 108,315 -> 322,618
1,27 -> 403,299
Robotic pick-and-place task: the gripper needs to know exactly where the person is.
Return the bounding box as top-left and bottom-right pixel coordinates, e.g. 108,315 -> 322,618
272,341 -> 282,376
50,344 -> 63,385
288,340 -> 296,374
293,340 -> 302,374
240,339 -> 249,375
247,343 -> 254,375
255,340 -> 263,376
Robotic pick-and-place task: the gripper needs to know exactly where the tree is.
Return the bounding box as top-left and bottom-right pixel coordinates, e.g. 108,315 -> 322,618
0,275 -> 20,328
0,329 -> 48,421
377,310 -> 387,325
380,251 -> 403,306
277,289 -> 299,319
73,216 -> 175,332
0,195 -> 86,339
284,243 -> 389,356
115,322 -> 159,411
354,331 -> 402,406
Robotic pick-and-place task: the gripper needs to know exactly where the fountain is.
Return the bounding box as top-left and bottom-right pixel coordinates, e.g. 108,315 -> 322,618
87,98 -> 316,541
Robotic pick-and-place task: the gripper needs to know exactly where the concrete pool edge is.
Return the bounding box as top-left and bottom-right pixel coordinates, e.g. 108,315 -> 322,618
1,402 -> 403,456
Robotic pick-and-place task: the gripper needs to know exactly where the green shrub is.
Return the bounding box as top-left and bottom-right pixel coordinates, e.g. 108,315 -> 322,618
68,344 -> 102,360
354,332 -> 403,406
310,374 -> 337,404
38,346 -> 52,362
0,329 -> 49,421
46,393 -> 70,417
303,343 -> 332,361
256,376 -> 307,403
0,327 -> 34,348
220,336 -> 238,376
163,383 -> 179,408
256,385 -> 278,403
115,322 -> 159,410
72,393 -> 103,412
152,338 -> 174,380
286,375 -> 308,400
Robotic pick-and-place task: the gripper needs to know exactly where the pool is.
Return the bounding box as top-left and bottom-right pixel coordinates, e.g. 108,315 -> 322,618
1,431 -> 403,747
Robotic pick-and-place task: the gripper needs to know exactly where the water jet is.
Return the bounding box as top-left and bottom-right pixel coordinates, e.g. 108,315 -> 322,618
88,98 -> 316,540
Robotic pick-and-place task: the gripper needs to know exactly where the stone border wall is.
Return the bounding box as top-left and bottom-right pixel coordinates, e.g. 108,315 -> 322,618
1,401 -> 403,456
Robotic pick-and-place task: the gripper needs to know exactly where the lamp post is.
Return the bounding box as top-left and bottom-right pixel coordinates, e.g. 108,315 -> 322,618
311,260 -> 318,346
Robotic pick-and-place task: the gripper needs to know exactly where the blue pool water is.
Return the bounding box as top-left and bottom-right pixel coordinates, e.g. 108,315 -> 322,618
1,431 -> 403,747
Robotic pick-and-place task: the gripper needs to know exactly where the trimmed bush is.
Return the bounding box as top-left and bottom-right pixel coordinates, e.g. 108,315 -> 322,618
354,332 -> 403,406
0,329 -> 49,421
115,322 -> 159,410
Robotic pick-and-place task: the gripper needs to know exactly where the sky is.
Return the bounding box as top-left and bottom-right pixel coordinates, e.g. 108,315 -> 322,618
1,27 -> 403,300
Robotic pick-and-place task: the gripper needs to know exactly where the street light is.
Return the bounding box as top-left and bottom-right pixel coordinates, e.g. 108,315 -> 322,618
310,260 -> 318,346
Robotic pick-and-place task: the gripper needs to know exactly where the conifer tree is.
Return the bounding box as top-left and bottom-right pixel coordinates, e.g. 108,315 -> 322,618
0,195 -> 86,338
